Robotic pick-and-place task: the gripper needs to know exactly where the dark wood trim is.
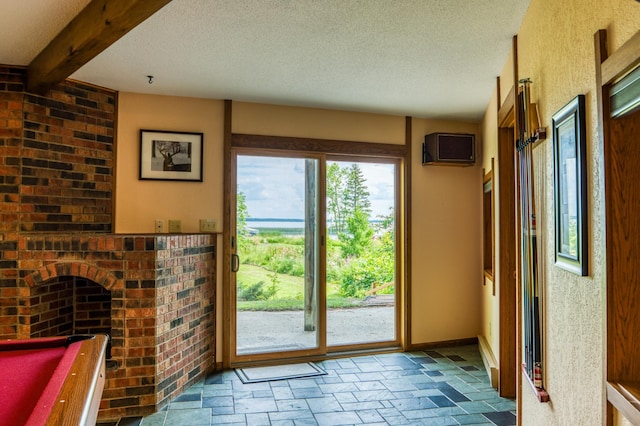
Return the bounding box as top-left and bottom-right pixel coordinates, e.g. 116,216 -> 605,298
498,86 -> 516,127
512,35 -> 522,413
231,133 -> 407,157
227,132 -> 406,365
497,124 -> 517,399
497,77 -> 502,116
111,91 -> 119,233
521,364 -> 550,403
596,29 -> 640,426
409,337 -> 479,351
594,27 -> 614,426
607,381 -> 640,425
483,158 -> 495,293
601,30 -> 640,86
27,0 -> 172,94
222,99 -> 233,369
404,116 -> 412,350
495,35 -> 518,401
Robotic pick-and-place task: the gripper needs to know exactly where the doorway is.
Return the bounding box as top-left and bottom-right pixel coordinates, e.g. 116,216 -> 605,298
231,151 -> 399,362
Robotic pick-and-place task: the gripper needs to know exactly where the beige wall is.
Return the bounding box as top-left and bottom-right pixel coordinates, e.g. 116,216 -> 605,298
480,88 -> 500,357
116,95 -> 483,359
115,93 -> 224,234
233,101 -> 405,143
411,119 -> 482,343
481,0 -> 640,424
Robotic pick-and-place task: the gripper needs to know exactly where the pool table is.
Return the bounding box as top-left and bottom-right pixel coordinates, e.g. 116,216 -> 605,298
0,334 -> 108,426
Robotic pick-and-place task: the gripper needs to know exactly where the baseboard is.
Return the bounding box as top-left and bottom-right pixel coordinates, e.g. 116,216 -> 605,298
407,337 -> 478,352
477,335 -> 499,389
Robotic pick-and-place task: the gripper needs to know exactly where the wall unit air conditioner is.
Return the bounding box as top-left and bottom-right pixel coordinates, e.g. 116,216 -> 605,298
422,133 -> 475,166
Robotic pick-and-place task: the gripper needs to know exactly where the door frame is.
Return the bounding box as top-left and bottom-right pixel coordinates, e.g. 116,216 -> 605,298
223,130 -> 408,367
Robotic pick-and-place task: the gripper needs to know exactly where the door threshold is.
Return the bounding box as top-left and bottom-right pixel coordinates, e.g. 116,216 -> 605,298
230,345 -> 403,369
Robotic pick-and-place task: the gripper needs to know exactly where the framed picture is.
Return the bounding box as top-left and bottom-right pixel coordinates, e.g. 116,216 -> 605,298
552,95 -> 587,275
139,130 -> 203,181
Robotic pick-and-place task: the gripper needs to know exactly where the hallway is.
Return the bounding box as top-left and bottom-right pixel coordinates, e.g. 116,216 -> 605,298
101,344 -> 515,426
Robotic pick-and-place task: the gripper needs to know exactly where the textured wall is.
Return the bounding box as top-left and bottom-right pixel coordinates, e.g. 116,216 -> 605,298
481,0 -> 640,424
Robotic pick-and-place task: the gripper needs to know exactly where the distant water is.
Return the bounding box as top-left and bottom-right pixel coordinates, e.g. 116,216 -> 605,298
246,218 -> 383,230
247,219 -> 304,229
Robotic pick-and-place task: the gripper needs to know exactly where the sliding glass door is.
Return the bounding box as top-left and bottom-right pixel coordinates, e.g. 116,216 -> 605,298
232,150 -> 398,361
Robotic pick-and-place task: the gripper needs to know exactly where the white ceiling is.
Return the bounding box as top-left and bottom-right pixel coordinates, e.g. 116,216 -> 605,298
1,0 -> 530,121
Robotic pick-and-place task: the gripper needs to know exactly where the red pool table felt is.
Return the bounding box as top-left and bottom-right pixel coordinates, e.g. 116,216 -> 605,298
0,335 -> 107,426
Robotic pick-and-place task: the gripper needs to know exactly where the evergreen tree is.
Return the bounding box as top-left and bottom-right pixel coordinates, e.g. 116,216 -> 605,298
345,163 -> 371,216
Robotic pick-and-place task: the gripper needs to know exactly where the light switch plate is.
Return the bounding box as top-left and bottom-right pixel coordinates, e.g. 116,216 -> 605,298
200,219 -> 216,232
168,219 -> 182,233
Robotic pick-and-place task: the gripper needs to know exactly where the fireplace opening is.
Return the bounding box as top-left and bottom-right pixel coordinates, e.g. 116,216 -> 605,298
30,276 -> 112,338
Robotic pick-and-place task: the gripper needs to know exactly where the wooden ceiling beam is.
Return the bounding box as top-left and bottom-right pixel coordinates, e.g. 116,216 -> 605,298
26,0 -> 172,94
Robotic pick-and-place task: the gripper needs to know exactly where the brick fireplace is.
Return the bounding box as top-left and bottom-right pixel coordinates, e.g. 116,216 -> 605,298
0,67 -> 217,420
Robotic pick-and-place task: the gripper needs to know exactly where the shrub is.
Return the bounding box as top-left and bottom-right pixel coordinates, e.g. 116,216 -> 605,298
237,280 -> 277,301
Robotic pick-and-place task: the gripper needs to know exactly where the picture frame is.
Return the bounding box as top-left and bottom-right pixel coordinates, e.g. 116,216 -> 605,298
552,95 -> 587,275
139,129 -> 203,181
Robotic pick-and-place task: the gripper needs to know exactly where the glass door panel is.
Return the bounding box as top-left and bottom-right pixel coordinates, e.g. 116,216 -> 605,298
235,154 -> 320,356
326,160 -> 397,347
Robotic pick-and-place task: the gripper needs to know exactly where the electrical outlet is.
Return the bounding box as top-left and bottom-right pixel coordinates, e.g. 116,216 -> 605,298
199,219 -> 217,233
168,219 -> 182,233
155,219 -> 164,233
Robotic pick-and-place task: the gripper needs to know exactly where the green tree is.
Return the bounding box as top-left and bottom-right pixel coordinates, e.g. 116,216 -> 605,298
339,208 -> 395,297
237,190 -> 250,251
339,209 -> 374,258
326,163 -> 348,234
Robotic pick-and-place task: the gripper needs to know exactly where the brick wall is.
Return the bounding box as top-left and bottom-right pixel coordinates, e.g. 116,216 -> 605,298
0,67 -> 25,336
0,65 -> 115,337
74,278 -> 112,335
28,276 -> 75,337
155,235 -> 216,408
0,65 -> 217,421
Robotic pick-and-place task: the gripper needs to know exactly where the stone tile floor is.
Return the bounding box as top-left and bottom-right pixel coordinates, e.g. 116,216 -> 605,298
101,345 -> 516,426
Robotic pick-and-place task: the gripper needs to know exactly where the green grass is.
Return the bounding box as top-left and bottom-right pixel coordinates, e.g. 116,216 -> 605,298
236,264 -> 354,311
238,264 -> 340,298
237,297 -> 362,311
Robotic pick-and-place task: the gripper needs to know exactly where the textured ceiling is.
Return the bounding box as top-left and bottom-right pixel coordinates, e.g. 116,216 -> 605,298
1,0 -> 530,121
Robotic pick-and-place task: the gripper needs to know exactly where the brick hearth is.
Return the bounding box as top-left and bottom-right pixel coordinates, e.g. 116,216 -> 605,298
17,233 -> 216,419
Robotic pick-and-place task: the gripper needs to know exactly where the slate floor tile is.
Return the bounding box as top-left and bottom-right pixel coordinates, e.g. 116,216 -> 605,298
173,392 -> 202,402
134,345 -> 516,426
355,409 -> 385,423
164,408 -> 212,426
440,386 -> 471,402
139,412 -> 166,426
202,396 -> 233,408
428,394 -> 457,407
314,411 -> 362,425
292,386 -> 325,398
276,398 -> 309,411
390,396 -> 438,411
483,410 -> 517,426
305,396 -> 342,413
234,397 -> 278,413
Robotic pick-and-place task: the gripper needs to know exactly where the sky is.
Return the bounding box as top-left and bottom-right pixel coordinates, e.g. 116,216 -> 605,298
237,155 -> 395,220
